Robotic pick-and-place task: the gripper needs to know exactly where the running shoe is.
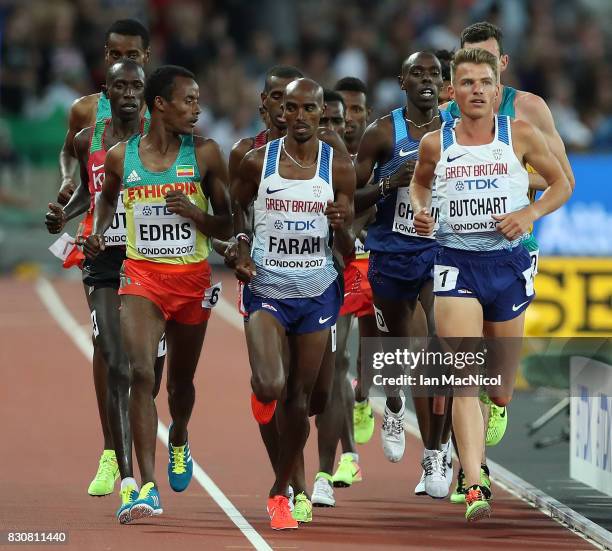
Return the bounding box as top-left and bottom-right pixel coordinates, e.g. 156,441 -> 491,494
380,399 -> 405,462
129,482 -> 163,520
292,492 -> 313,523
288,485 -> 295,511
422,449 -> 449,499
168,430 -> 193,492
116,483 -> 139,524
267,495 -> 298,530
450,468 -> 466,504
251,393 -> 276,425
451,467 -> 492,504
465,484 -> 492,522
486,404 -> 508,446
312,473 -> 335,507
332,453 -> 362,487
443,440 -> 453,489
414,469 -> 426,495
88,449 -> 119,496
353,400 -> 375,444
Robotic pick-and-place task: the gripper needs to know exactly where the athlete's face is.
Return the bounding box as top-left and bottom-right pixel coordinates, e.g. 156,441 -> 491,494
157,77 -> 201,134
400,53 -> 443,110
104,33 -> 150,68
337,90 -> 369,144
319,101 -> 346,139
107,66 -> 145,120
283,88 -> 323,143
463,38 -> 508,77
262,76 -> 299,130
450,62 -> 499,119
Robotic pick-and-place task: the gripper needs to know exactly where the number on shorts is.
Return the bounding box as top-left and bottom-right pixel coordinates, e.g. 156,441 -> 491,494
91,310 -> 99,338
433,265 -> 459,292
202,282 -> 223,309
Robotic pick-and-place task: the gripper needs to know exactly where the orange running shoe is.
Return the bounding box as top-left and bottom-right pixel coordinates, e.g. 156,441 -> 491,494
251,393 -> 277,424
267,495 -> 298,530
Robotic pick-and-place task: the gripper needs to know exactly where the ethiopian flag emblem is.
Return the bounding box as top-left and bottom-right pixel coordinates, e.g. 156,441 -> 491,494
176,165 -> 195,178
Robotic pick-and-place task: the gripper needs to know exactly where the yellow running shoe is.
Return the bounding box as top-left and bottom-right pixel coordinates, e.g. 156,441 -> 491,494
486,404 -> 508,446
332,453 -> 362,487
465,484 -> 492,522
116,483 -> 139,524
88,450 -> 119,496
353,400 -> 375,444
291,492 -> 312,523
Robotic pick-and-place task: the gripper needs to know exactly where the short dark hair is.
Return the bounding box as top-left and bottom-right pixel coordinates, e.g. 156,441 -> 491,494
460,22 -> 504,55
334,77 -> 368,97
145,65 -> 196,112
323,89 -> 346,109
105,19 -> 150,49
435,50 -> 454,81
264,65 -> 303,92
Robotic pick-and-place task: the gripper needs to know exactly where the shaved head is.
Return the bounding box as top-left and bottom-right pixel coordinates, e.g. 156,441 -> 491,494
285,78 -> 324,106
401,51 -> 440,76
107,59 -> 145,85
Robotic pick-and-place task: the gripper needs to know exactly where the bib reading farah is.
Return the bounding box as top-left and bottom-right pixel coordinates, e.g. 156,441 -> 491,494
251,138 -> 337,299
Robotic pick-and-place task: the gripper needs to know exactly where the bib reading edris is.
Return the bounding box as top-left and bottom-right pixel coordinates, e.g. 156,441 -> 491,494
122,133 -> 210,265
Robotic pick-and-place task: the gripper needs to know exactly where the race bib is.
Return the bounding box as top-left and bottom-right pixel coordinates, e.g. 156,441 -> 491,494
445,179 -> 510,233
433,265 -> 459,292
202,281 -> 222,308
157,333 -> 166,357
331,323 -> 337,352
263,211 -> 327,269
374,305 -> 389,333
49,233 -> 76,261
392,187 -> 439,238
522,267 -> 535,297
134,202 -> 196,258
96,191 -> 126,246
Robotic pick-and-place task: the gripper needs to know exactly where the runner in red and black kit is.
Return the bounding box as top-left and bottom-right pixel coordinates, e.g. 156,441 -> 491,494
46,61 -> 164,502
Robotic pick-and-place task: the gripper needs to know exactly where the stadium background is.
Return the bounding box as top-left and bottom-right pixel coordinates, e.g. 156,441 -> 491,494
1,0 -> 612,543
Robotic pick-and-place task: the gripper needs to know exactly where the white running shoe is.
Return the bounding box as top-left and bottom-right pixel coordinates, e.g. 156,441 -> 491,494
414,468 -> 427,495
381,399 -> 405,462
311,475 -> 335,507
422,449 -> 449,499
442,440 -> 453,489
288,485 -> 295,511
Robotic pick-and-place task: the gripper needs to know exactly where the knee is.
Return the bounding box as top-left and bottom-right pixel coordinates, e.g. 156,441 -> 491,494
286,390 -> 310,417
251,372 -> 284,403
131,364 -> 155,391
491,395 -> 511,408
107,358 -> 130,390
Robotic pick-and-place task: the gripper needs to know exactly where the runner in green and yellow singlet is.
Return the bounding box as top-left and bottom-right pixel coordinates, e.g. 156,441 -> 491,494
85,65 -> 232,523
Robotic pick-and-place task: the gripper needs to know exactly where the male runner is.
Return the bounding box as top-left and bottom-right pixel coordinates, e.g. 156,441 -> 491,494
443,22 -> 577,501
45,60 -> 168,522
84,65 -> 232,522
435,50 -> 454,104
411,48 -> 571,521
233,78 -> 355,529
51,19 -> 151,497
353,52 -> 453,498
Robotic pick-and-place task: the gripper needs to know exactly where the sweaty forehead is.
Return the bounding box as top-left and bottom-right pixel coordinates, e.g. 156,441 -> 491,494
267,76 -> 298,93
108,66 -> 145,83
285,86 -> 323,105
456,62 -> 495,79
404,53 -> 440,73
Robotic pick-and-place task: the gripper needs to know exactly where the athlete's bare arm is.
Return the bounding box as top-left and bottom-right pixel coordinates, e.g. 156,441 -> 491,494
166,137 -> 232,240
516,92 -> 575,191
58,93 -> 99,205
84,142 -> 125,258
493,119 -> 571,241
326,150 -> 356,257
410,131 -> 441,236
232,149 -> 265,282
353,117 -> 393,212
46,127 -> 94,234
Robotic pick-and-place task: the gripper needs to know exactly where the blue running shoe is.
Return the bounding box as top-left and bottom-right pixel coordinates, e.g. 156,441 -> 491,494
129,482 -> 163,521
116,484 -> 139,525
168,436 -> 193,492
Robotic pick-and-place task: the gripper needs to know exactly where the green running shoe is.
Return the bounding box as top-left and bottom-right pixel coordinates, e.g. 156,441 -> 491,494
450,468 -> 466,504
332,453 -> 362,487
465,484 -> 492,522
88,450 -> 119,496
353,400 -> 375,444
291,492 -> 312,523
486,404 -> 508,446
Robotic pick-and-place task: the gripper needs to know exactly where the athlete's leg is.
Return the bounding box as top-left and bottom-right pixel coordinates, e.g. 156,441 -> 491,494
353,314 -> 377,403
316,317 -> 350,475
84,282 -> 113,450
120,295 -> 166,485
153,349 -> 165,399
90,287 -> 131,478
435,296 -> 483,489
271,328 -> 329,497
166,320 -> 207,445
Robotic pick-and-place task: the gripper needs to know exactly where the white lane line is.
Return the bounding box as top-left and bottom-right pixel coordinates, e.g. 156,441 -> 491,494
35,278 -> 272,551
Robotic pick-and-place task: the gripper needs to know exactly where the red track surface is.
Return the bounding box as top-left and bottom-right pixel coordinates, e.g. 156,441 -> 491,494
0,273 -> 596,550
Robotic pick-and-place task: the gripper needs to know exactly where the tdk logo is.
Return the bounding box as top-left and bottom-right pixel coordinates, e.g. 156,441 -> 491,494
284,220 -> 315,231
465,178 -> 498,190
